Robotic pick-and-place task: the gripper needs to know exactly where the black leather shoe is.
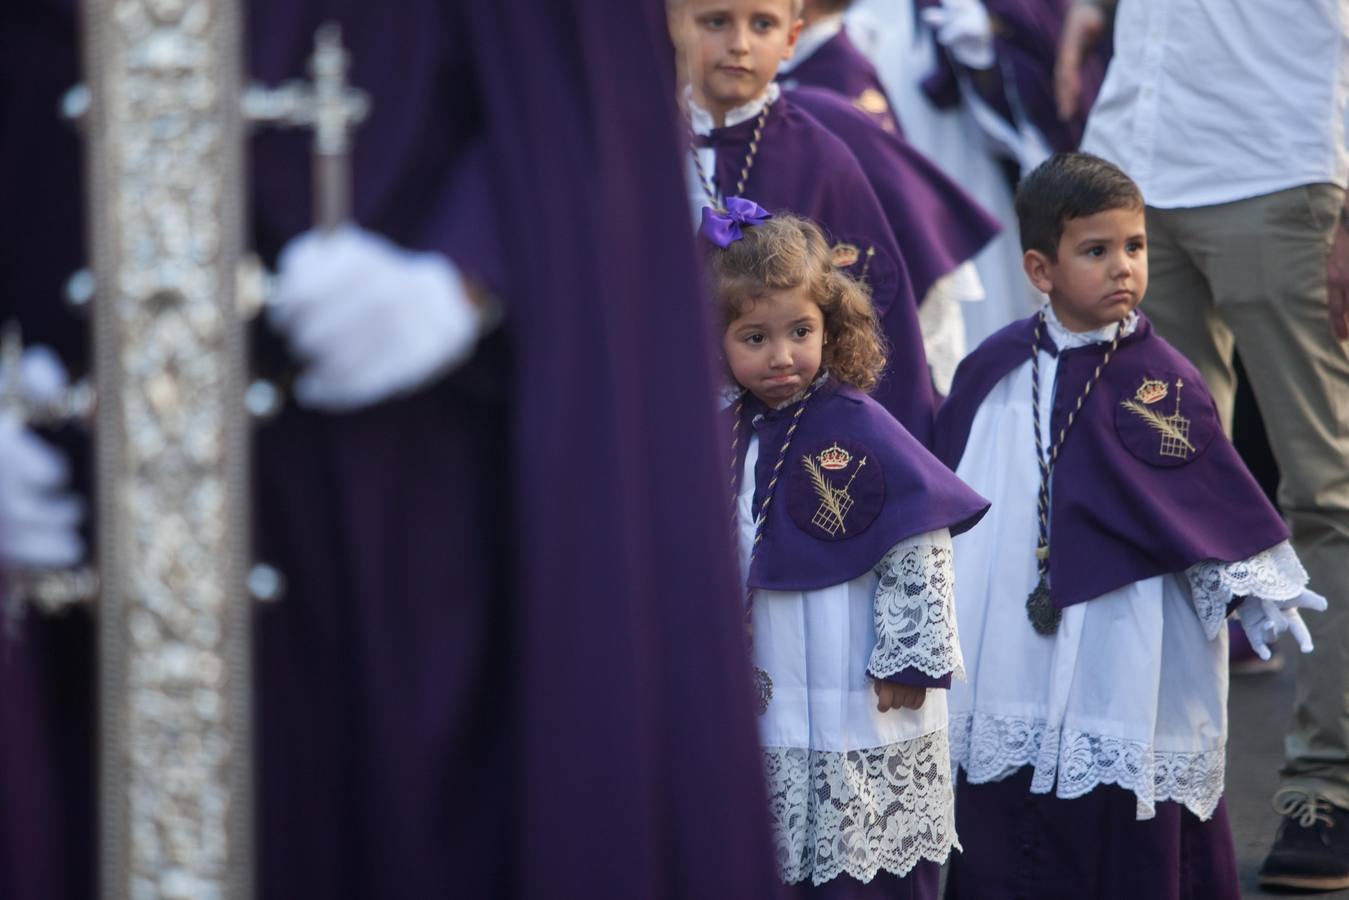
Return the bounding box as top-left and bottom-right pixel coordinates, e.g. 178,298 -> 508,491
1259,790 -> 1349,892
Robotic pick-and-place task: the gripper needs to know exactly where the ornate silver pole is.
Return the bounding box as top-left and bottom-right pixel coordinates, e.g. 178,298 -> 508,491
79,0 -> 253,896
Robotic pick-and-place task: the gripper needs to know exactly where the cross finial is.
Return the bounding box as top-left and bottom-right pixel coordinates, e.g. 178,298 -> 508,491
242,23 -> 371,230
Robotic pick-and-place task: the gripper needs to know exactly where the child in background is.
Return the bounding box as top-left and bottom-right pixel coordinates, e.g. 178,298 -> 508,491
671,0 -> 935,444
708,203 -> 988,898
935,152 -> 1327,899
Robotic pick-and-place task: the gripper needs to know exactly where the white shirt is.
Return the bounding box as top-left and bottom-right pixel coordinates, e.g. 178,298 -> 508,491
1082,0 -> 1349,208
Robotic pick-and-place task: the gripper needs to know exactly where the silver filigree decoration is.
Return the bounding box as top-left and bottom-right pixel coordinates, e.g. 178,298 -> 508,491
82,0 -> 251,896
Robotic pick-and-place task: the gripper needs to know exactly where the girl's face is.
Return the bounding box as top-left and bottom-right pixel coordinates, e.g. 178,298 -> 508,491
722,285 -> 824,407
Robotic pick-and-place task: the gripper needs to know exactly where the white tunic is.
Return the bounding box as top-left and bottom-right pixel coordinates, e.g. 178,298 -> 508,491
739,433 -> 962,885
947,306 -> 1309,820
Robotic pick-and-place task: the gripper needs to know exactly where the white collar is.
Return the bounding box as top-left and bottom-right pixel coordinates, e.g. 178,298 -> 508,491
778,14 -> 845,75
686,82 -> 781,136
1043,302 -> 1139,350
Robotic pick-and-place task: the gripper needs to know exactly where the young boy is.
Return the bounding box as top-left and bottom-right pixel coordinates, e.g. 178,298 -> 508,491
672,0 -> 935,444
934,152 -> 1327,898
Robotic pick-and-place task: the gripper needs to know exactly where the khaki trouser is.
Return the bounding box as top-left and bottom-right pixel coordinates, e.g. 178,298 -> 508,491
1144,183 -> 1349,807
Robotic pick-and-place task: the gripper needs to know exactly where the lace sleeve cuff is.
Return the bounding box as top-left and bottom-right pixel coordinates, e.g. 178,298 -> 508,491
1186,541 -> 1309,640
868,528 -> 965,681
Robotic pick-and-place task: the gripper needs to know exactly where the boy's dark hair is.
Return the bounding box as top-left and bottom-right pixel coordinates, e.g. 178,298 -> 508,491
1015,152 -> 1144,259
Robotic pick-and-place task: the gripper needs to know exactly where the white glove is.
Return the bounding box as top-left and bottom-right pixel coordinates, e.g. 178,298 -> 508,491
0,345 -> 84,569
921,0 -> 996,70
1236,590 -> 1328,660
268,226 -> 481,413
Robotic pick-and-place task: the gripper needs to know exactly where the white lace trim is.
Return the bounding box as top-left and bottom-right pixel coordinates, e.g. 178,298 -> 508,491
1186,541 -> 1308,640
868,531 -> 964,681
949,711 -> 1225,822
765,730 -> 958,886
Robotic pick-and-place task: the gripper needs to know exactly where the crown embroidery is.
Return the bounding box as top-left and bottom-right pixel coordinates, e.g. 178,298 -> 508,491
1121,377 -> 1195,459
831,242 -> 860,268
854,88 -> 890,116
816,443 -> 852,471
1135,378 -> 1168,405
802,446 -> 868,536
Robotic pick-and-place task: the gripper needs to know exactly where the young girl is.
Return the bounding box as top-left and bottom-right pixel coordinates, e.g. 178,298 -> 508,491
707,204 -> 988,898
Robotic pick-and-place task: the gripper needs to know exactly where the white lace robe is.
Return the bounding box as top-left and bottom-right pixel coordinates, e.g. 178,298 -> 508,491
738,435 -> 963,885
947,307 -> 1309,821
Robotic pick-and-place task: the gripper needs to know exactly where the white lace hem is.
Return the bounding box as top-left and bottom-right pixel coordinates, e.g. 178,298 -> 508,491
765,730 -> 959,886
868,530 -> 965,682
1186,541 -> 1308,640
949,711 -> 1225,821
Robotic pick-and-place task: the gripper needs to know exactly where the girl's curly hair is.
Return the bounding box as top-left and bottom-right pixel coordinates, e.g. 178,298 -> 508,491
709,213 -> 887,392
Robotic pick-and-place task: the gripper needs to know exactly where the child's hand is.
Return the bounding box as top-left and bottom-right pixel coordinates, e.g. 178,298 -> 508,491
873,680 -> 927,713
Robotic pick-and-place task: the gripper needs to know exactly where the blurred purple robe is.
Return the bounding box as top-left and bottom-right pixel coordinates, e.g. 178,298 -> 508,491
786,86 -> 1002,305
0,2 -> 95,898
918,0 -> 1108,157
2,2 -> 782,899
779,29 -> 901,134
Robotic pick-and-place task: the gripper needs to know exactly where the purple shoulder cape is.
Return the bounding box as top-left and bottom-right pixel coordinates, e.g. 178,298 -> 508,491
934,313 -> 1290,609
704,93 -> 935,444
788,85 -> 1002,303
734,379 -> 989,593
780,29 -> 902,134
916,0 -> 1108,155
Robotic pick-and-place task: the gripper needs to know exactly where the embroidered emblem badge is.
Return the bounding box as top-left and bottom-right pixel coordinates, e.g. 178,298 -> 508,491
831,242 -> 861,268
802,443 -> 868,536
1121,376 -> 1195,459
788,438 -> 886,539
853,88 -> 890,116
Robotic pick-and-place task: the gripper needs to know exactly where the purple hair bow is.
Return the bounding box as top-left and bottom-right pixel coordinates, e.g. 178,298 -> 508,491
700,196 -> 772,248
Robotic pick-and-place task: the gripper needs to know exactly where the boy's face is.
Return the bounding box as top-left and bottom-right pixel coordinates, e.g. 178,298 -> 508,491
676,0 -> 802,120
723,285 -> 824,407
1024,205 -> 1148,333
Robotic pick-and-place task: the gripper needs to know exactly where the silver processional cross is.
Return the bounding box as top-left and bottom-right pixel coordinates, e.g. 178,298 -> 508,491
0,4 -> 370,897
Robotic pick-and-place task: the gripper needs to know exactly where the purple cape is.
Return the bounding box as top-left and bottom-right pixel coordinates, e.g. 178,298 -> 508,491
917,0 -> 1108,156
732,379 -> 988,593
702,93 -> 935,445
934,313 -> 1290,609
4,2 -> 783,898
779,29 -> 902,134
786,86 -> 1002,304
